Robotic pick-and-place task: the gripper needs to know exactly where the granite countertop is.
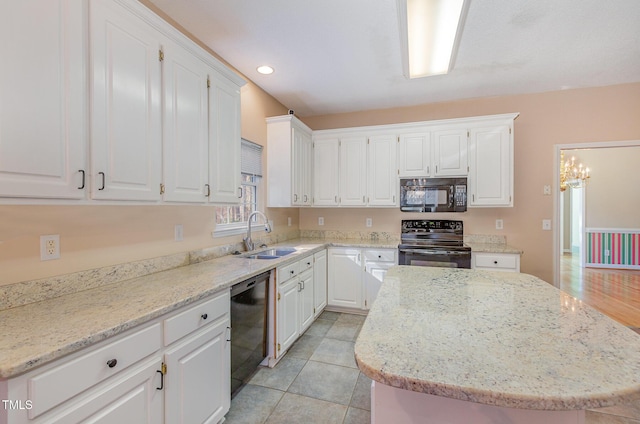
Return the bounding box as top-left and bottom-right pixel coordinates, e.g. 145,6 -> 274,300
0,236 -> 520,380
0,242 -> 324,379
465,242 -> 523,254
0,237 -> 402,379
354,266 -> 640,410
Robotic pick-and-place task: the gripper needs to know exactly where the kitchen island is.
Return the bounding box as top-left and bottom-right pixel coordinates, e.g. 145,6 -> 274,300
354,266 -> 640,424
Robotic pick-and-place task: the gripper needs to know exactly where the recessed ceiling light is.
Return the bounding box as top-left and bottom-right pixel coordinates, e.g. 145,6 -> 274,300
257,65 -> 274,75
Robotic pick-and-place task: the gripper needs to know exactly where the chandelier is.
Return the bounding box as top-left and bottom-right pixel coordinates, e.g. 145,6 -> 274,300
560,151 -> 590,192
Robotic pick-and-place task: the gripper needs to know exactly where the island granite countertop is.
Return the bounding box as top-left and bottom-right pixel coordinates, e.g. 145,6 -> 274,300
354,266 -> 640,411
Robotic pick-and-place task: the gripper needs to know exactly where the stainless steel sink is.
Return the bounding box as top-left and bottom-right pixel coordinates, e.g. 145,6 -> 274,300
240,247 -> 297,260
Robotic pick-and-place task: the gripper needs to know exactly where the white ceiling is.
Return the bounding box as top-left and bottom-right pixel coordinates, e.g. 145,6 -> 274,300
148,0 -> 640,117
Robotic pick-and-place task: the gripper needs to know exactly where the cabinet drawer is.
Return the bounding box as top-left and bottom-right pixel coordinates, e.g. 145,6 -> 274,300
164,290 -> 230,346
28,323 -> 162,419
364,249 -> 396,263
474,253 -> 519,271
299,255 -> 314,272
278,261 -> 300,282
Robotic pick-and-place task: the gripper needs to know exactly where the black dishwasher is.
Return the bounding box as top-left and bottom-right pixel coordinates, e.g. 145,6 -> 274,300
230,271 -> 270,398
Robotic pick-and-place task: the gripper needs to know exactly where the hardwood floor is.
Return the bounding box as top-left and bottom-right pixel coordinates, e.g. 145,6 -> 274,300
559,253 -> 640,328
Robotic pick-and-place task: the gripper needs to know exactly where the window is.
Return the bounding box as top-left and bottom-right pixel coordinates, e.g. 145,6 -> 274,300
214,140 -> 263,237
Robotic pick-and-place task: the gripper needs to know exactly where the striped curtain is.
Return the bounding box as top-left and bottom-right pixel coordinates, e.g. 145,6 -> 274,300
586,230 -> 640,268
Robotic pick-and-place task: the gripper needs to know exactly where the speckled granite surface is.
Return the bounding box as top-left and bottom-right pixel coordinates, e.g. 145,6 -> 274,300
0,242 -> 323,379
354,266 -> 640,411
464,234 -> 523,254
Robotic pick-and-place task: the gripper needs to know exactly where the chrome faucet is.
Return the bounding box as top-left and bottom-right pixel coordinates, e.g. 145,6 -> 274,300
243,211 -> 272,251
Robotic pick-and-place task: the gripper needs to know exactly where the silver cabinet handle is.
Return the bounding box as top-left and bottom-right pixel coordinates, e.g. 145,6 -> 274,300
205,184 -> 210,197
294,194 -> 298,202
98,172 -> 105,190
304,194 -> 308,203
237,187 -> 242,198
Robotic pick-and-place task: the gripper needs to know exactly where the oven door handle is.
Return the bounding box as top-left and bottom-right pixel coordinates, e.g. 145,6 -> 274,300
399,248 -> 471,256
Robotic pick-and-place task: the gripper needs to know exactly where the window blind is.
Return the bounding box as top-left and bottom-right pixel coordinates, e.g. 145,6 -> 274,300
241,139 -> 263,177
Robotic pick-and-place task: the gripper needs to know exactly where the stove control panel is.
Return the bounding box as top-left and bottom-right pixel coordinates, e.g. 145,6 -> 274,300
401,220 -> 463,232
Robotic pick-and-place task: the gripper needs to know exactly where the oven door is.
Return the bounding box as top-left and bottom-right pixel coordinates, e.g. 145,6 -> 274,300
398,247 -> 471,269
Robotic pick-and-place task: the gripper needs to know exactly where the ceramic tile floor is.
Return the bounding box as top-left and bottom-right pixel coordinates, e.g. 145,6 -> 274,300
225,311 -> 640,424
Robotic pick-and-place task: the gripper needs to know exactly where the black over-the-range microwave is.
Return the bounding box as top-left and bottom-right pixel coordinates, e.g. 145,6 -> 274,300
399,178 -> 467,213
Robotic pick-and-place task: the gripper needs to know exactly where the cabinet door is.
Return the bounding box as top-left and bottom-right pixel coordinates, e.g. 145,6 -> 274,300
313,250 -> 328,318
327,248 -> 363,309
46,358 -> 163,424
0,0 -> 86,199
162,40 -> 209,203
433,129 -> 468,176
340,137 -> 368,206
165,320 -> 230,424
299,270 -> 315,334
277,277 -> 300,355
208,73 -> 241,204
468,125 -> 513,207
368,135 -> 398,206
399,133 -> 431,177
90,0 -> 162,201
292,127 -> 312,206
313,138 -> 340,206
364,262 -> 393,310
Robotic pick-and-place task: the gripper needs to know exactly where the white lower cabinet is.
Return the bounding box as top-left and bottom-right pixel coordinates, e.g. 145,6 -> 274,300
1,290 -> 230,424
472,252 -> 520,272
328,247 -> 397,311
327,248 -> 363,309
313,250 -> 328,318
275,250 -> 329,358
363,249 -> 398,310
164,319 -> 230,424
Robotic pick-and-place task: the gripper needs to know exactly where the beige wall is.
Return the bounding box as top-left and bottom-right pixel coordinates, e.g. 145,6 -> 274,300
567,146 -> 640,229
300,83 -> 640,283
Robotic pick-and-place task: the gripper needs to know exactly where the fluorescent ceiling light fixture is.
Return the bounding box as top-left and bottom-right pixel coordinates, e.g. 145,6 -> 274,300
256,65 -> 274,75
398,0 -> 469,78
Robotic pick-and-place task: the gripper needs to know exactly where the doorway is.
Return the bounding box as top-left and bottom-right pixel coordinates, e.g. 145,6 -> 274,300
554,140 -> 640,286
553,140 -> 640,287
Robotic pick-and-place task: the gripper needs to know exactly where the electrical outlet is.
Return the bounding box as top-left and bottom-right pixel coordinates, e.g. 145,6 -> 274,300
318,217 -> 324,226
542,219 -> 552,231
495,219 -> 503,230
604,249 -> 610,257
543,185 -> 551,195
40,235 -> 60,261
174,224 -> 183,242
288,217 -> 292,227
366,218 -> 373,228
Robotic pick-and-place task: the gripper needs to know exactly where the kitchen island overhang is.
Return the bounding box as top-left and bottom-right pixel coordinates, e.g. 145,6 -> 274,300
354,266 -> 640,423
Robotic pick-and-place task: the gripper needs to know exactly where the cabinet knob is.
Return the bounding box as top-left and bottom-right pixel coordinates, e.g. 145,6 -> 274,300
106,359 -> 117,368
201,313 -> 208,320
493,261 -> 498,265
290,270 -> 295,275
378,255 -> 382,259
307,262 -> 311,266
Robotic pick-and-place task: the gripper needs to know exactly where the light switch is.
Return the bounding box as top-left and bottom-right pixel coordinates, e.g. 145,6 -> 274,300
543,185 -> 551,195
318,217 -> 324,226
542,219 -> 552,230
495,219 -> 503,230
366,218 -> 372,228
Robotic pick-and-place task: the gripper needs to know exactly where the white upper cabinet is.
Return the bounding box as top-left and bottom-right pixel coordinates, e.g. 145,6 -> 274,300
468,123 -> 514,207
90,0 -> 163,201
313,138 -> 340,206
433,129 -> 468,176
293,126 -> 313,206
161,40 -> 210,203
1,0 -> 243,204
0,0 -> 87,199
208,72 -> 241,204
398,133 -> 431,177
339,136 -> 368,206
267,115 -> 313,207
368,135 -> 397,206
